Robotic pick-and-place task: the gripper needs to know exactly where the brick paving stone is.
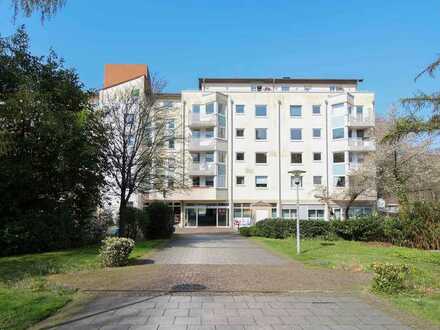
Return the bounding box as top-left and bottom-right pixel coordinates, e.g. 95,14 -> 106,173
175,316 -> 202,325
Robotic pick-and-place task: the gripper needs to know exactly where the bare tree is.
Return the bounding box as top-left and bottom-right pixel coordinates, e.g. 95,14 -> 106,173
377,111 -> 440,206
11,0 -> 66,21
101,78 -> 186,237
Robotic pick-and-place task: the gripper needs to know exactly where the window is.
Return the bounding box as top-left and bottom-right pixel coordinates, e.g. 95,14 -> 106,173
192,104 -> 200,113
205,127 -> 214,138
168,138 -> 175,149
255,152 -> 267,164
281,85 -> 289,92
290,153 -> 302,164
308,209 -> 324,220
313,176 -> 322,185
290,105 -> 302,117
255,176 -> 268,188
333,128 -> 344,139
236,176 -> 245,185
348,207 -> 372,218
125,113 -> 134,124
356,106 -> 363,115
131,89 -> 140,97
255,105 -> 267,117
206,102 -> 214,114
282,208 -> 297,219
234,203 -> 252,218
312,105 -> 321,115
333,152 -> 345,163
205,152 -> 214,162
290,176 -> 303,187
192,129 -> 200,139
255,128 -> 267,140
236,104 -> 245,114
236,152 -> 245,161
218,127 -> 226,139
205,176 -> 214,187
218,151 -> 226,163
218,103 -> 225,115
192,153 -> 200,162
192,177 -> 200,187
335,176 -> 346,187
236,128 -> 245,137
290,128 -> 302,140
312,128 -> 321,138
313,152 -> 322,161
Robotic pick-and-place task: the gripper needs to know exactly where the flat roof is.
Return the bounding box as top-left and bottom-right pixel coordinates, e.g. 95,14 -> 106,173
198,77 -> 363,90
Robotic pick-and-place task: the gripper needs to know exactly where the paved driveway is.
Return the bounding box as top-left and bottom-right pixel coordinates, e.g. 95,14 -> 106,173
44,231 -> 418,329
153,232 -> 288,265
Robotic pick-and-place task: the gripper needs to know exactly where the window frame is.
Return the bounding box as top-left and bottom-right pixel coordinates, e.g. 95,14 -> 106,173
312,128 -> 322,138
313,175 -> 322,185
255,152 -> 268,165
255,104 -> 267,117
334,176 -> 346,187
289,105 -> 302,117
290,152 -> 302,164
332,127 -> 345,139
236,176 -> 245,185
255,175 -> 268,188
290,128 -> 302,141
235,104 -> 245,114
236,152 -> 245,161
235,128 -> 245,138
313,152 -> 322,162
333,152 -> 345,163
312,104 -> 321,115
255,128 -> 268,141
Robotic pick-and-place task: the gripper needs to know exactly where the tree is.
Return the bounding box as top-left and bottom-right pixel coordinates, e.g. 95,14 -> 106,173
383,55 -> 440,142
0,27 -> 108,255
376,112 -> 440,206
100,81 -> 186,237
11,0 -> 66,21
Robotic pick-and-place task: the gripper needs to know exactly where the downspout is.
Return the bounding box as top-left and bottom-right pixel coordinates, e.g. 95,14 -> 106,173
277,100 -> 282,218
229,98 -> 234,228
325,100 -> 330,221
181,100 -> 186,228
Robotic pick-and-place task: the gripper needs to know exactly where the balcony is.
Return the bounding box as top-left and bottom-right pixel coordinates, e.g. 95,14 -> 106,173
188,113 -> 217,128
347,114 -> 374,127
189,162 -> 216,176
347,138 -> 375,151
188,138 -> 227,152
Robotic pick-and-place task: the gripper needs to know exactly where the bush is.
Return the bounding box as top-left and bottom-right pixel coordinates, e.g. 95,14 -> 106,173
240,219 -> 331,239
330,216 -> 385,241
141,202 -> 174,239
371,262 -> 411,294
100,237 -> 135,267
119,206 -> 143,240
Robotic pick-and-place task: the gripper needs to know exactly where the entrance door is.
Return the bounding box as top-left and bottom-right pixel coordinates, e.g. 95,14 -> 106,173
255,209 -> 269,222
186,208 -> 197,227
198,208 -> 216,226
217,208 -> 229,227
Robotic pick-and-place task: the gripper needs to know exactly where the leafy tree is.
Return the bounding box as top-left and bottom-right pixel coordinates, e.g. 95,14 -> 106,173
0,27 -> 108,255
11,0 -> 66,21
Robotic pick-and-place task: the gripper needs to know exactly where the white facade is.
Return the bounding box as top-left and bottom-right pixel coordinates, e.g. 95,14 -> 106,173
144,77 -> 376,228
99,71 -> 376,227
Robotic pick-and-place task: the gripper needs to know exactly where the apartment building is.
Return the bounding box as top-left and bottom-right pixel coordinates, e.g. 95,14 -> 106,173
100,64 -> 376,228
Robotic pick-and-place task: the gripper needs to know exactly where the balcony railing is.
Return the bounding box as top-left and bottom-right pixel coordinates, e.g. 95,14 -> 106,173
347,114 -> 374,127
189,162 -> 216,175
188,113 -> 217,127
188,138 -> 227,151
347,138 -> 375,151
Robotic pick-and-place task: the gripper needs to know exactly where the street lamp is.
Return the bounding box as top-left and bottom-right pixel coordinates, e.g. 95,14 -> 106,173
288,170 -> 306,254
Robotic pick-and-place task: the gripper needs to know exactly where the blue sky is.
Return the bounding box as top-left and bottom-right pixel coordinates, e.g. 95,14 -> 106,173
1,0 -> 439,115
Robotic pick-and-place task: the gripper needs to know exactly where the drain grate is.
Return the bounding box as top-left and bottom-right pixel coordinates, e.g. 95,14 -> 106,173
171,283 -> 207,292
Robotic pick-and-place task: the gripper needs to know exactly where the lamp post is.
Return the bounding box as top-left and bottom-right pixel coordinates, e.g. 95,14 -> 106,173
288,170 -> 306,254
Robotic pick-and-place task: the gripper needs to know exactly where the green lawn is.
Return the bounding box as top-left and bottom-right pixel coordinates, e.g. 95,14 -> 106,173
0,240 -> 166,330
253,237 -> 440,325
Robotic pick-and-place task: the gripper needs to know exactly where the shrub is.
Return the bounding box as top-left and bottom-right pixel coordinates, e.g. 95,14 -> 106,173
371,262 -> 411,294
251,219 -> 331,239
239,227 -> 251,236
398,202 -> 440,250
119,206 -> 143,240
100,237 -> 135,267
331,216 -> 385,241
142,202 -> 174,239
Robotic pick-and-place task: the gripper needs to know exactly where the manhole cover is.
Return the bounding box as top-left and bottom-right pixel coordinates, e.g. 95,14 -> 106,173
171,283 -> 207,292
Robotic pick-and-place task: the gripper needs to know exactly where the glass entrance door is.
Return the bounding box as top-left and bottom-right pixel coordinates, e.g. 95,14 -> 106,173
186,208 -> 197,227
217,208 -> 228,227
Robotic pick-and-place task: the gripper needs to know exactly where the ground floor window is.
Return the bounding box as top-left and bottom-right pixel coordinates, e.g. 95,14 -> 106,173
185,205 -> 229,227
282,208 -> 297,219
233,203 -> 251,219
308,209 -> 324,220
348,207 -> 373,218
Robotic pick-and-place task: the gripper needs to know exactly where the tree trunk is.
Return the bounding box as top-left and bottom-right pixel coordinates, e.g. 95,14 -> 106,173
119,199 -> 127,237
